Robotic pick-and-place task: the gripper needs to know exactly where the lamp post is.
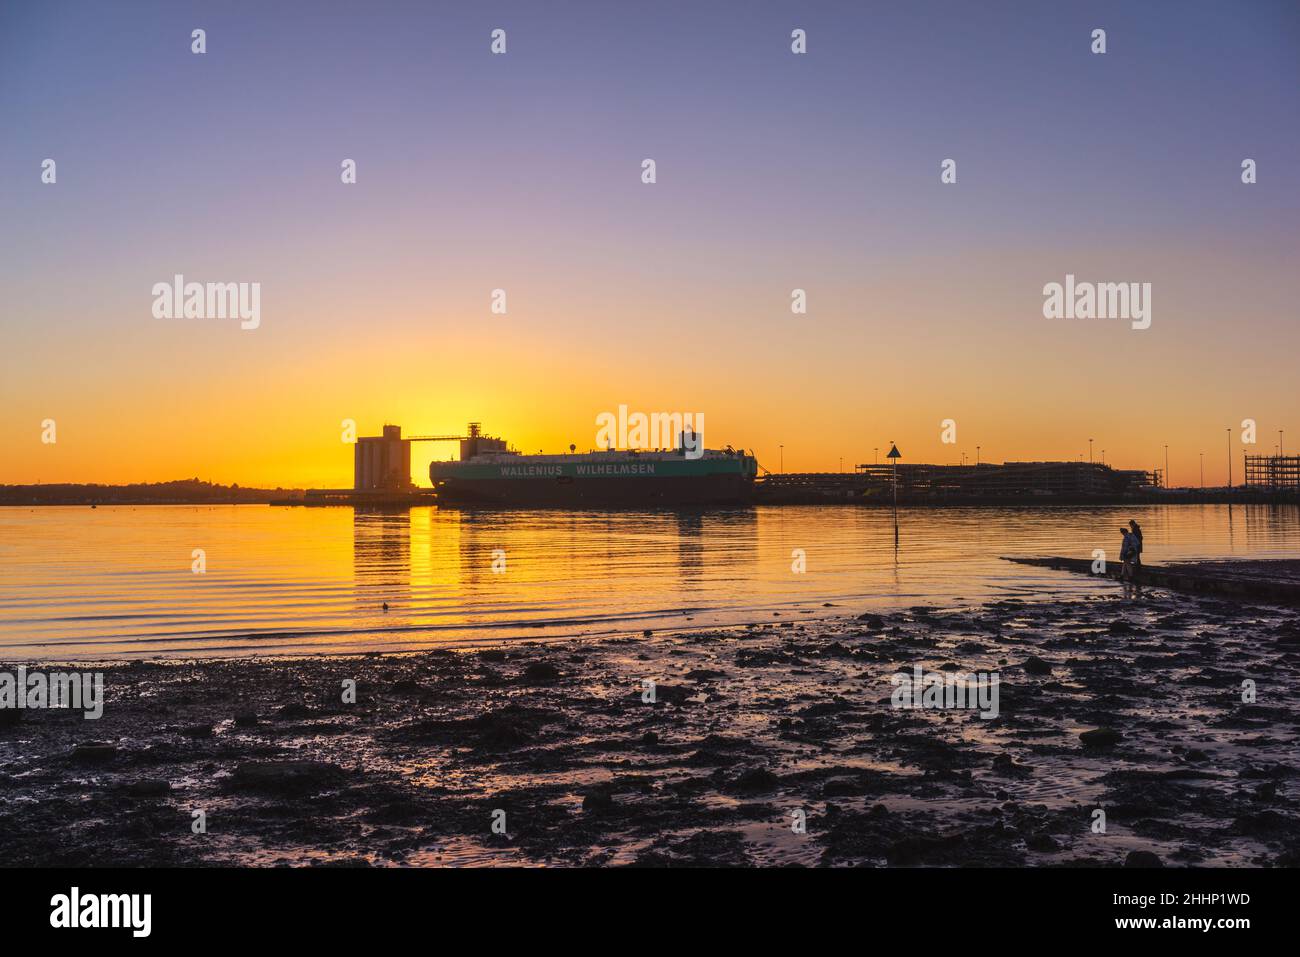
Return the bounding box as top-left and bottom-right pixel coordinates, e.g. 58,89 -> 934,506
1164,445 -> 1169,489
1226,429 -> 1232,489
779,445 -> 784,474
1089,438 -> 1093,464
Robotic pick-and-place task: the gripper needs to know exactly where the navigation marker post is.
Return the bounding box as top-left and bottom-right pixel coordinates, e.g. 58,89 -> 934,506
887,443 -> 902,548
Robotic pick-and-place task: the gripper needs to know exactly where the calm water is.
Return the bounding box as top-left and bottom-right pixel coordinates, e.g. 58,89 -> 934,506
1,504 -> 1298,660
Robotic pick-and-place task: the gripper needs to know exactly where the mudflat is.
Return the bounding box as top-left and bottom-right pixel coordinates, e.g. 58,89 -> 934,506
2,590 -> 1298,867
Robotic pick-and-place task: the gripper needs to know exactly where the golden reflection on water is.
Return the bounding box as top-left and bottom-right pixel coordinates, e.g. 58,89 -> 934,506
0,504 -> 1297,659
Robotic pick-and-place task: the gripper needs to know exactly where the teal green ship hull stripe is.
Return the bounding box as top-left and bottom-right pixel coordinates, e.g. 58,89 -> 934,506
430,460 -> 754,480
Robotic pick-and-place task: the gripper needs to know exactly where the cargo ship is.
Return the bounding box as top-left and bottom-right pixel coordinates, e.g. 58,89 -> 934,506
429,424 -> 757,506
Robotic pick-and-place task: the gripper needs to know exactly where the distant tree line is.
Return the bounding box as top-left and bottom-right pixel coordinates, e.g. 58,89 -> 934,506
0,479 -> 304,505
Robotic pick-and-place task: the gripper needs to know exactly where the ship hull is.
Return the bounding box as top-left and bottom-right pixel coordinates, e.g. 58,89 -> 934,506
432,472 -> 754,507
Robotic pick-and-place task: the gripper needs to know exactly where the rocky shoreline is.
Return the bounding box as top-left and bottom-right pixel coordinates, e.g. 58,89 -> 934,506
3,590 -> 1299,867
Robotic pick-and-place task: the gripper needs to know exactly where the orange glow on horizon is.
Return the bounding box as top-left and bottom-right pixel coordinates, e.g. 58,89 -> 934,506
3,250 -> 1294,490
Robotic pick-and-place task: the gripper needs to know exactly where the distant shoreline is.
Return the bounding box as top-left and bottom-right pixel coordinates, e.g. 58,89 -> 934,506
0,498 -> 300,507
0,482 -> 303,507
3,494 -> 1297,508
754,490 -> 1300,507
4,478 -> 1298,510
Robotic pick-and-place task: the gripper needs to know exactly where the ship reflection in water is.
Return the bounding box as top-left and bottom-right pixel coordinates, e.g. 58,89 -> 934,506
1,504 -> 1298,659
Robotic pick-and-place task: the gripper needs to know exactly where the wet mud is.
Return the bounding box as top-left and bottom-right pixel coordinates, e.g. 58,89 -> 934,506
3,590 -> 1299,867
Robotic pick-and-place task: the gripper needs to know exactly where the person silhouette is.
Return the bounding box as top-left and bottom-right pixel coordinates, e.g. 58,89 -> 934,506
1119,527 -> 1137,595
1127,520 -> 1144,592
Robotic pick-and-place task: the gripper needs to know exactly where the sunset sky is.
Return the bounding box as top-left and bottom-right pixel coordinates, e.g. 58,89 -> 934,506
2,0 -> 1297,488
